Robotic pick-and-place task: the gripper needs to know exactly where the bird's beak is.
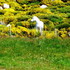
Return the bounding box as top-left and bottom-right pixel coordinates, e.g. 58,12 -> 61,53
31,19 -> 33,22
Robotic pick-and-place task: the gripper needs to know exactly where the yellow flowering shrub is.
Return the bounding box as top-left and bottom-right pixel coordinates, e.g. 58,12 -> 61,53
0,32 -> 8,37
0,25 -> 9,33
0,0 -> 5,2
51,0 -> 63,4
16,0 -> 28,4
57,13 -> 68,18
4,15 -> 15,24
61,34 -> 67,38
67,27 -> 70,31
58,28 -> 67,35
2,27 -> 9,33
42,0 -> 51,4
11,27 -> 17,34
11,25 -> 31,37
21,21 -> 30,28
16,28 -> 22,34
33,8 -> 52,14
42,0 -> 63,4
16,11 -> 28,16
58,31 -> 62,35
4,12 -> 14,16
30,29 -> 37,37
0,25 -> 5,33
44,25 -> 48,30
4,8 -> 15,13
46,31 -> 55,39
11,26 -> 22,35
58,29 -> 68,38
0,0 -> 69,38
9,2 -> 23,10
17,26 -> 30,35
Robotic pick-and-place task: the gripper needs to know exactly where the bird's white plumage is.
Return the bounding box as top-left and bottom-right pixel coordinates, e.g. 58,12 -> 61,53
40,5 -> 47,8
31,16 -> 44,35
7,24 -> 11,27
3,3 -> 10,9
0,6 -> 3,10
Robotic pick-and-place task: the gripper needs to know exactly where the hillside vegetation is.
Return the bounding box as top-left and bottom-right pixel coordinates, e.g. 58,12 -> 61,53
0,0 -> 70,38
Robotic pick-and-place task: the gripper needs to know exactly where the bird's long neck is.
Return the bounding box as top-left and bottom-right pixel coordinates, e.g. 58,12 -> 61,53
35,18 -> 40,24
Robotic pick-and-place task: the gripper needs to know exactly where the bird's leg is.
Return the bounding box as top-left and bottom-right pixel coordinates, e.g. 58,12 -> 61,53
40,28 -> 43,35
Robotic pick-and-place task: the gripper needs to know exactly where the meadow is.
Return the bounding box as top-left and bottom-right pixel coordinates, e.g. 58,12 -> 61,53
0,0 -> 70,70
0,38 -> 70,70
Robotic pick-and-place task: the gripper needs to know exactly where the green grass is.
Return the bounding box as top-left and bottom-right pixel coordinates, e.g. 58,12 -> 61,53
0,38 -> 70,70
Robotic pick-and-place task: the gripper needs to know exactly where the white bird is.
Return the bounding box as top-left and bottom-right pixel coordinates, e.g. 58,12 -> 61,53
0,6 -> 3,10
31,16 -> 44,35
3,3 -> 10,9
40,5 -> 47,8
7,24 -> 11,27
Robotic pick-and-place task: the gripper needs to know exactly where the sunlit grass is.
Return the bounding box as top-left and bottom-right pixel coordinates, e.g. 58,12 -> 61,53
0,38 -> 70,70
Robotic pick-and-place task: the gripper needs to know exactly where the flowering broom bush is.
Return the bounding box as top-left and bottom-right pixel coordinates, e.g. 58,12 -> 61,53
0,0 -> 70,38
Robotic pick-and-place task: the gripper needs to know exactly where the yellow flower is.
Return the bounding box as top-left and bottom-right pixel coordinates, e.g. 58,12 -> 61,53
61,34 -> 67,38
11,27 -> 16,33
16,28 -> 21,34
46,32 -> 55,39
30,29 -> 37,36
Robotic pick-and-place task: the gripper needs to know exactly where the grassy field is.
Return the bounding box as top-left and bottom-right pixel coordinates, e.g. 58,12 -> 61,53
0,38 -> 70,70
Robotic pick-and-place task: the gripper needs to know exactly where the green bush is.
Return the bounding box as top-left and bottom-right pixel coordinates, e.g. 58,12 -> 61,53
4,15 -> 16,24
57,6 -> 70,13
0,10 -> 4,15
48,15 -> 63,23
56,23 -> 70,29
67,13 -> 70,18
28,1 -> 41,6
16,22 -> 23,26
9,2 -> 23,11
16,0 -> 29,4
17,15 -> 31,21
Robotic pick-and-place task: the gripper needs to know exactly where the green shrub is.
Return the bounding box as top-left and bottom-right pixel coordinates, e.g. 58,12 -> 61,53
0,10 -> 4,15
56,23 -> 70,29
17,15 -> 31,21
48,15 -> 63,23
16,22 -> 22,26
16,0 -> 29,4
57,6 -> 70,13
28,1 -> 41,6
9,2 -> 23,11
67,13 -> 70,18
4,15 -> 16,24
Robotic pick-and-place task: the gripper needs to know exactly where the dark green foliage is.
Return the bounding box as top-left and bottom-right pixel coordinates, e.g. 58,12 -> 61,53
16,22 -> 22,26
57,6 -> 70,13
61,0 -> 69,2
48,15 -> 63,23
0,10 -> 4,15
56,23 -> 70,29
17,15 -> 31,21
67,13 -> 70,18
17,0 -> 29,5
28,1 -> 41,6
